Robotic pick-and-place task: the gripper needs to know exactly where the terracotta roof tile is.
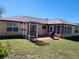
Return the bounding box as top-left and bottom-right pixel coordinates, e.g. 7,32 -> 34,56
48,18 -> 76,25
1,16 -> 48,24
0,16 -> 78,26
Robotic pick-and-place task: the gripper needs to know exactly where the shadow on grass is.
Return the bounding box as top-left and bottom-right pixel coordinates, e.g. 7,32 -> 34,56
29,39 -> 49,46
64,36 -> 79,42
0,36 -> 24,40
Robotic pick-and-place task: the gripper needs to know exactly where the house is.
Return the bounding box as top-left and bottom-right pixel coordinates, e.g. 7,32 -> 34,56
0,16 -> 79,38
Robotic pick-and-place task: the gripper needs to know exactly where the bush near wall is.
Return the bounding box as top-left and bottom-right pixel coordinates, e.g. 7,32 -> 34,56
0,43 -> 9,59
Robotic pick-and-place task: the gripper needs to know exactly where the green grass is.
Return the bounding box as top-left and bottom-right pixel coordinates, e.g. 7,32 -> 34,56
0,39 -> 79,59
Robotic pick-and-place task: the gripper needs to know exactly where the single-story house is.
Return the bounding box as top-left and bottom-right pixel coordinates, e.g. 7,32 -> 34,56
0,16 -> 79,38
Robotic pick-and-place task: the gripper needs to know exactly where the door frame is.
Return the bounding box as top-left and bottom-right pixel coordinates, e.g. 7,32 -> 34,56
49,26 -> 54,33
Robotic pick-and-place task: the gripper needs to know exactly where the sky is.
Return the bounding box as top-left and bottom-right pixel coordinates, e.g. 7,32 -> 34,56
0,0 -> 79,23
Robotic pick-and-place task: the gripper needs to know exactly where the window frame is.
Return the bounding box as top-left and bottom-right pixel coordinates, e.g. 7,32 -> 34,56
6,22 -> 18,32
42,25 -> 46,29
74,27 -> 78,33
6,27 -> 13,32
57,26 -> 60,34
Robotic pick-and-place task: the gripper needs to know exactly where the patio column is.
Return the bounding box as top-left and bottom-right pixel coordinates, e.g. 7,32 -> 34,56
61,24 -> 64,37
48,25 -> 50,34
25,22 -> 27,38
22,22 -> 25,37
36,23 -> 38,39
28,22 -> 31,39
60,25 -> 62,37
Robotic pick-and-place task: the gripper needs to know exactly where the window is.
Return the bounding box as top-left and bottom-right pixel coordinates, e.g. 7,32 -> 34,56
69,27 -> 72,34
54,26 -> 56,33
30,25 -> 36,35
67,27 -> 72,34
62,26 -> 67,34
13,27 -> 18,32
7,27 -> 12,32
64,26 -> 67,34
67,27 -> 69,34
62,26 -> 72,34
50,27 -> 52,32
42,26 -> 46,29
57,26 -> 60,34
62,26 -> 64,34
6,22 -> 18,32
47,25 -> 49,32
75,27 -> 78,33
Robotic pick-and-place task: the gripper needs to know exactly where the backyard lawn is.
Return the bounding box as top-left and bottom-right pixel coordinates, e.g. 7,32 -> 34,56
0,38 -> 79,59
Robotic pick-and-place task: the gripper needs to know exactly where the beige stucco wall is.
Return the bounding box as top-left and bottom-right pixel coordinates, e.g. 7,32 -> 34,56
38,24 -> 48,35
0,21 -> 47,36
1,20 -> 79,37
20,23 -> 28,36
0,21 -> 23,36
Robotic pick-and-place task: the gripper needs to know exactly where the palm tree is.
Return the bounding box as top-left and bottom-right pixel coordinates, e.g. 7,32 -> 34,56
0,6 -> 5,18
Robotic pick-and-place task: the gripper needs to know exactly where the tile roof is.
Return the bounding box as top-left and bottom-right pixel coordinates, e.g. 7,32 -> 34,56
48,18 -> 75,24
0,16 -> 78,25
0,16 -> 48,24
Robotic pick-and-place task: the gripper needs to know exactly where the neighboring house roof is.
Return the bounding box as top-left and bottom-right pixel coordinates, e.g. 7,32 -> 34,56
0,16 -> 78,26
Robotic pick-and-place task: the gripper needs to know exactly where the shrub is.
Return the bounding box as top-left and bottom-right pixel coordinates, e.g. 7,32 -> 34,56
0,43 -> 9,59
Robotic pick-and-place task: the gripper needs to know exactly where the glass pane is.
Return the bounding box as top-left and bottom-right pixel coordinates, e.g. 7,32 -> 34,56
62,26 -> 64,34
74,27 -> 78,33
50,27 -> 52,32
57,26 -> 60,34
30,25 -> 36,35
42,26 -> 46,29
54,26 -> 56,33
64,26 -> 67,34
7,27 -> 12,32
13,27 -> 18,32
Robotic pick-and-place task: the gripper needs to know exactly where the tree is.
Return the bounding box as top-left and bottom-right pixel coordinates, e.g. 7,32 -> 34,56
0,6 -> 5,18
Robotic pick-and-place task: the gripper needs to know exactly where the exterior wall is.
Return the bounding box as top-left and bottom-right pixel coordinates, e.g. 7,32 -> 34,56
49,24 -> 62,37
48,24 -> 79,37
38,24 -> 48,35
62,25 -> 79,37
0,21 -> 22,36
0,21 -> 48,36
0,20 -> 79,37
20,23 -> 28,36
